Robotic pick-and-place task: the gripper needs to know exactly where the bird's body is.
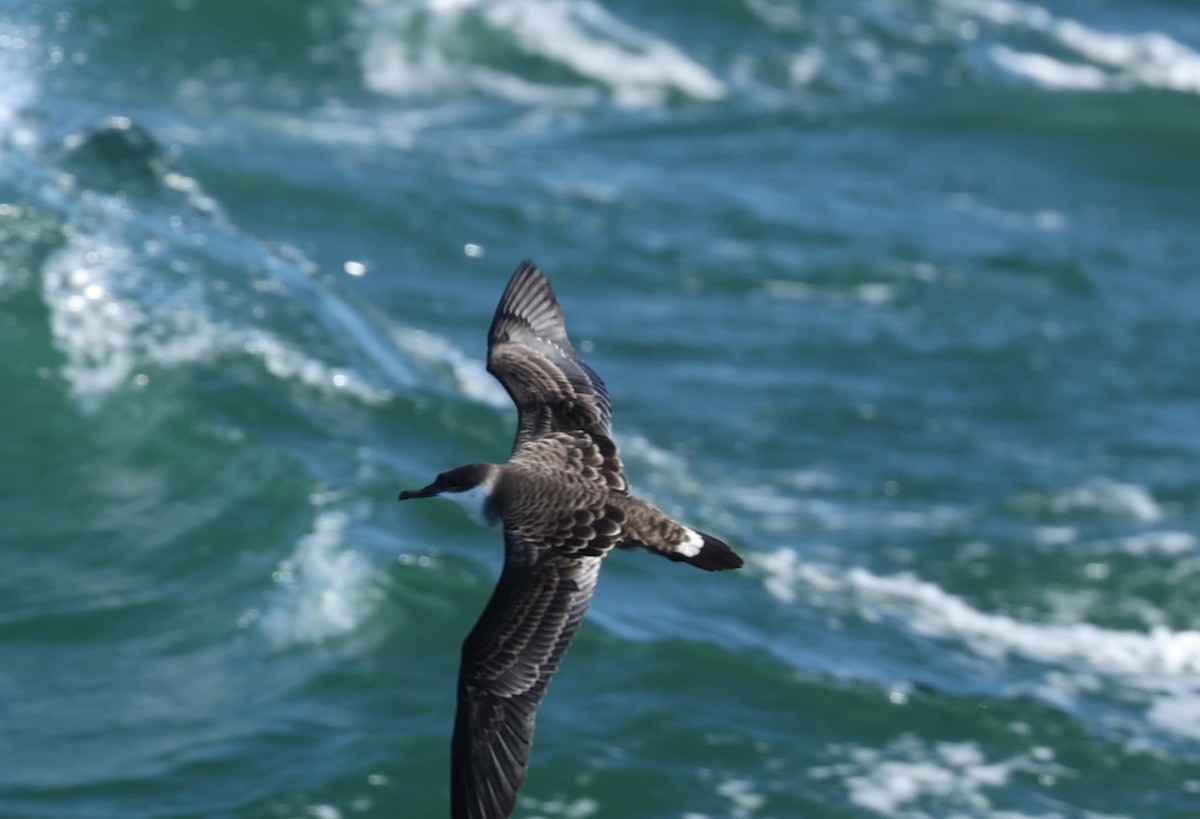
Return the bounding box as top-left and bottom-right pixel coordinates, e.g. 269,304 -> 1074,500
399,261 -> 742,819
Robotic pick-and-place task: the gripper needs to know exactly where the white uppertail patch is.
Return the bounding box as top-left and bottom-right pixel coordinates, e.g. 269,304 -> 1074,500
677,528 -> 705,558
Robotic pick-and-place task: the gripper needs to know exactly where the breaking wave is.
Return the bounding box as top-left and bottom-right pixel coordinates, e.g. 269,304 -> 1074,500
357,0 -> 725,108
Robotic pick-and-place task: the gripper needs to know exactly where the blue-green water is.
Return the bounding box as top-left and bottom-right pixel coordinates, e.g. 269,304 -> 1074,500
3,1 -> 1200,817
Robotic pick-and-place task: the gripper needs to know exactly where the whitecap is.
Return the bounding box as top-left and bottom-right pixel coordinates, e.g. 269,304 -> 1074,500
483,0 -> 726,107
523,795 -> 600,819
617,432 -> 711,509
755,548 -> 1200,745
988,45 -> 1111,91
0,18 -> 38,149
1033,525 -> 1076,546
242,329 -> 394,405
42,236 -> 151,401
386,324 -> 508,408
41,218 -> 395,408
305,805 -> 343,819
257,510 -> 384,647
357,0 -> 725,108
714,777 -> 766,819
757,550 -> 1200,679
1097,531 -> 1197,556
1146,689 -> 1200,742
1024,477 -> 1163,523
952,0 -> 1200,95
810,736 -> 1109,818
1053,19 -> 1200,95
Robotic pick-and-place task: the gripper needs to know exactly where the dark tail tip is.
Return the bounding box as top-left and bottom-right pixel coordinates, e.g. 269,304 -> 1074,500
682,532 -> 744,572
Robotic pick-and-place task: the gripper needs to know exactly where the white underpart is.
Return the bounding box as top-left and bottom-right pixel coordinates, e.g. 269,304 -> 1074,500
442,475 -> 499,528
676,527 -> 705,558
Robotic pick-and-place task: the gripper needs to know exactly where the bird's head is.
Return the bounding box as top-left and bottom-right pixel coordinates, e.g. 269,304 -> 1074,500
398,464 -> 499,526
398,464 -> 493,500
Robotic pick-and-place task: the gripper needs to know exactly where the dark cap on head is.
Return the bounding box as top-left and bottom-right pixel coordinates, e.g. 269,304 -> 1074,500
398,464 -> 493,501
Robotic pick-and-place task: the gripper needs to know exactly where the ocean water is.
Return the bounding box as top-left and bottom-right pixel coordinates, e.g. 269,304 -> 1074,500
2,0 -> 1200,817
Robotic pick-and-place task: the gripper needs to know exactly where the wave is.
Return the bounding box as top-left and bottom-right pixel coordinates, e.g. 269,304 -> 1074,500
356,0 -> 725,108
0,18 -> 38,148
15,111 -> 519,413
811,735 -> 1125,819
756,547 -> 1200,740
721,0 -> 1200,113
254,509 -> 386,647
11,0 -> 1194,141
1012,477 -> 1164,524
955,0 -> 1200,95
3,101 -> 522,651
39,186 -> 398,409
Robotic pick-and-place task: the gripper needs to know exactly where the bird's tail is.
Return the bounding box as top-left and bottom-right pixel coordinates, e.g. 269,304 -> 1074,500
614,497 -> 743,571
672,528 -> 744,571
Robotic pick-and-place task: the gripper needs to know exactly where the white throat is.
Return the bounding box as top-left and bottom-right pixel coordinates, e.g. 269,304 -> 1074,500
442,473 -> 499,528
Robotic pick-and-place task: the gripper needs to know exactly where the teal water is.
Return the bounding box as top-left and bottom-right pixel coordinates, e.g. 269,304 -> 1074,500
3,1 -> 1200,817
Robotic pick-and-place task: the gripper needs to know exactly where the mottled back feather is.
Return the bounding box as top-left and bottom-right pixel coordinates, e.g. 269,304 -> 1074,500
509,431 -> 627,498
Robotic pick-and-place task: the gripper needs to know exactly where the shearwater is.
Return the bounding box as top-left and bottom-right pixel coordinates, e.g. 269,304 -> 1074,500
399,260 -> 743,819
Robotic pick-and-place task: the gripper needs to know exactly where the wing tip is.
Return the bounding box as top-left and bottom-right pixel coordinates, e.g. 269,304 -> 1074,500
507,258 -> 550,301
490,259 -> 565,342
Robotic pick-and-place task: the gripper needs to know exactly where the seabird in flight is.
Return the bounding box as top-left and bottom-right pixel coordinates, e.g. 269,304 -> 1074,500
399,260 -> 743,819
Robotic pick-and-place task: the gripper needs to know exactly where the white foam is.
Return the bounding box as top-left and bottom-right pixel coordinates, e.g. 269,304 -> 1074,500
485,0 -> 725,107
257,510 -> 383,646
811,736 -> 1093,818
949,192 -> 1074,234
42,237 -> 149,401
727,485 -> 803,517
785,469 -> 840,492
358,0 -> 725,108
726,480 -> 964,539
1053,19 -> 1200,95
745,0 -> 805,33
1096,531 -> 1197,556
756,551 -> 1200,742
618,432 -> 710,509
1044,478 -> 1162,523
305,806 -> 342,819
764,279 -> 897,305
242,330 -> 392,405
1146,689 -> 1200,742
523,796 -> 599,819
756,548 -> 1200,679
40,208 -> 393,407
387,324 -> 508,408
31,117 -> 424,409
714,778 -> 765,819
756,549 -> 840,606
1011,478 -> 1163,524
954,0 -> 1200,95
1033,525 -> 1076,546
0,19 -> 37,149
989,45 -> 1110,91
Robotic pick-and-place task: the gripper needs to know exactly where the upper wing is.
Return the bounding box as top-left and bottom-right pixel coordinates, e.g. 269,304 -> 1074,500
451,540 -> 602,819
487,260 -> 613,452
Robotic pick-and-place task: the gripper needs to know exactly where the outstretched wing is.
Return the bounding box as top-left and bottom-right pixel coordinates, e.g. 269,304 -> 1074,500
451,540 -> 602,819
488,260 -> 613,452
